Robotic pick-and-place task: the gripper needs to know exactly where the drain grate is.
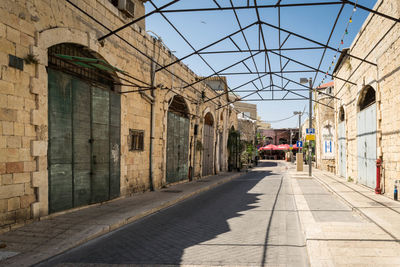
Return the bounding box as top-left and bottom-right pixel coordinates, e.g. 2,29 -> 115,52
196,179 -> 210,183
161,190 -> 182,193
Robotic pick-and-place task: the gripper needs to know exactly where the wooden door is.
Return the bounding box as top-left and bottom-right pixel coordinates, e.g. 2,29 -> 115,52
202,124 -> 214,176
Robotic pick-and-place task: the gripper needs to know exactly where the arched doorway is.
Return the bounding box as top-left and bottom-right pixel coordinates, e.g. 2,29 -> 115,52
338,106 -> 346,178
279,138 -> 288,144
202,112 -> 214,176
357,86 -> 376,188
47,43 -> 121,213
166,95 -> 190,183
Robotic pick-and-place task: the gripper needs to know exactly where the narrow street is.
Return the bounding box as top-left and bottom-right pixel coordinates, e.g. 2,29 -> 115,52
38,161 -> 310,266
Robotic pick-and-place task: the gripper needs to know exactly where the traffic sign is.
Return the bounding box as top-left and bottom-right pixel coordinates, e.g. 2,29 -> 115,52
306,128 -> 315,134
306,134 -> 315,141
296,141 -> 303,148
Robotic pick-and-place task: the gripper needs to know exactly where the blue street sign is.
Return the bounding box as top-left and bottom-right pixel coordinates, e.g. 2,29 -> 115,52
296,141 -> 303,148
306,128 -> 315,134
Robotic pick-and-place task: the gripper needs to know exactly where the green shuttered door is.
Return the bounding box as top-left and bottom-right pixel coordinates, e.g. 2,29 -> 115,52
166,112 -> 189,183
48,68 -> 120,213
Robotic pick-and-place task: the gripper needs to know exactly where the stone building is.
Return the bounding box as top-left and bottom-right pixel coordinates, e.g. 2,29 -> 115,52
314,81 -> 335,172
233,101 -> 257,121
259,128 -> 298,146
0,0 -> 238,231
333,0 -> 400,196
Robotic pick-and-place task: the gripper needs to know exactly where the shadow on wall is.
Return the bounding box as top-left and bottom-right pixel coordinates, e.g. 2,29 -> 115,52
39,162 -> 278,266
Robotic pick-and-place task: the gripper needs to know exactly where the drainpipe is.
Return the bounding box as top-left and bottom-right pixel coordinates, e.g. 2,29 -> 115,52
149,60 -> 155,191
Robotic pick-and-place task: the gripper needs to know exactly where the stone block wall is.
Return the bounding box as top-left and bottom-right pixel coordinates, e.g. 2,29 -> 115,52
0,0 -> 238,231
333,0 -> 400,195
315,93 -> 335,173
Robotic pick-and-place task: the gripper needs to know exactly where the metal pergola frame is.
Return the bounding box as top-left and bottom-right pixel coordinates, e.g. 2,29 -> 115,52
65,0 -> 400,116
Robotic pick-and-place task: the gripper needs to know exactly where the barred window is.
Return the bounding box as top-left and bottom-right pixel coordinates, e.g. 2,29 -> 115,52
129,129 -> 144,151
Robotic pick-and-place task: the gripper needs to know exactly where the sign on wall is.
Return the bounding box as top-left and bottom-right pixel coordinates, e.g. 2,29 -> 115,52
322,124 -> 334,159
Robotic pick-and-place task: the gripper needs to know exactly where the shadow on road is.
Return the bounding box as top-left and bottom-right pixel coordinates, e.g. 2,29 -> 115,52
38,162 -> 280,266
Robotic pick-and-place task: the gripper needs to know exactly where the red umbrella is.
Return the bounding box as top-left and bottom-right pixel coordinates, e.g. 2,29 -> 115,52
274,144 -> 290,150
259,144 -> 277,150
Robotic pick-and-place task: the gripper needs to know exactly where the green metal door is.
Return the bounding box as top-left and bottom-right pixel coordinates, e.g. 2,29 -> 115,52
166,112 -> 189,183
91,87 -> 110,203
48,69 -> 73,212
72,78 -> 91,207
48,68 -> 120,213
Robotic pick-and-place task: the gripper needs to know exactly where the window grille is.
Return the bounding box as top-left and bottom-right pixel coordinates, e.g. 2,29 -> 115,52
129,129 -> 144,151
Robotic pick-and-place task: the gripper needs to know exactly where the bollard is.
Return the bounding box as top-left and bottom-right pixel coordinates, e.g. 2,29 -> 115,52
375,159 -> 382,194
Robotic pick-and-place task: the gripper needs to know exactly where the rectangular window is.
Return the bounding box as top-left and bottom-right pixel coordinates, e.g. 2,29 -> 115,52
129,129 -> 144,151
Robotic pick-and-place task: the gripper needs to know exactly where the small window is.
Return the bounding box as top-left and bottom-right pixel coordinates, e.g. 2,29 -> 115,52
129,129 -> 144,151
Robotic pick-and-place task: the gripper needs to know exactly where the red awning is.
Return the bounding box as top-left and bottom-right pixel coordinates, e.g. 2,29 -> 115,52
259,144 -> 277,151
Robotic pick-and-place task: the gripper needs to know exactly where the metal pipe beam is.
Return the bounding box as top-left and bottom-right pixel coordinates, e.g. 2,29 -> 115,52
260,21 -> 377,66
98,0 -> 180,41
156,21 -> 258,72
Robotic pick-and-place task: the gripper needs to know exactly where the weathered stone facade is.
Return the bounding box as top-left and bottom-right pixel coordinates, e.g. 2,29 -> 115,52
0,0 -> 238,231
333,0 -> 400,196
259,128 -> 298,145
315,82 -> 335,172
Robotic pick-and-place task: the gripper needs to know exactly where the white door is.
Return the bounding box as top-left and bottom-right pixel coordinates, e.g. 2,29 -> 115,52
357,104 -> 376,188
338,122 -> 346,178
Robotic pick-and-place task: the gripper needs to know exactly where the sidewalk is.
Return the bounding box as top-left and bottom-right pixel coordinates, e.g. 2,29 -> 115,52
0,171 -> 243,266
288,163 -> 400,266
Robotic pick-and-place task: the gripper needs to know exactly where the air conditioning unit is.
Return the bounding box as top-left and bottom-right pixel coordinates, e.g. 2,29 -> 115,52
118,0 -> 135,18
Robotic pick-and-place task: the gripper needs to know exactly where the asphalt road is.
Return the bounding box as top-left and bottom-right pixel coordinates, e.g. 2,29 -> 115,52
37,161 -> 309,266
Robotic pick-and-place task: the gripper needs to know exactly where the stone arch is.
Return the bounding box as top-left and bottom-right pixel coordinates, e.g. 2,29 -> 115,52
266,136 -> 273,144
47,42 -> 122,213
164,91 -> 192,116
204,112 -> 214,126
202,106 -> 216,124
30,27 -> 128,217
168,95 -> 190,117
279,138 -> 288,144
165,94 -> 191,184
357,85 -> 376,111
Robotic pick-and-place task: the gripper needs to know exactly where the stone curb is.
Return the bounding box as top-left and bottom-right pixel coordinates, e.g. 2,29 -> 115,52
9,171 -> 245,267
312,172 -> 372,222
312,171 -> 400,241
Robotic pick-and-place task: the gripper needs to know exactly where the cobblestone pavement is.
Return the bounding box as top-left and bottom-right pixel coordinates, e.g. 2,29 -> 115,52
37,161 -> 309,267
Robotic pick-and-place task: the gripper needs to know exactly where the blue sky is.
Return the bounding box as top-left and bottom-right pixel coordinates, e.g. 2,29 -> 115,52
145,0 -> 377,128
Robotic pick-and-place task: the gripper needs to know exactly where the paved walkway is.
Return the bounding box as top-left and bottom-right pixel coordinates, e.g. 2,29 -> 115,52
289,164 -> 400,266
0,171 -> 243,266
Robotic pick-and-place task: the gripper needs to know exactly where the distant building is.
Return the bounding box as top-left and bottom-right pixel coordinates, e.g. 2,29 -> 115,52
259,128 -> 299,146
315,81 -> 335,172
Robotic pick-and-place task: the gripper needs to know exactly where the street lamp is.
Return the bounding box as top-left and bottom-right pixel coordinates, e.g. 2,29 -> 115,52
293,111 -> 302,143
300,77 -> 313,177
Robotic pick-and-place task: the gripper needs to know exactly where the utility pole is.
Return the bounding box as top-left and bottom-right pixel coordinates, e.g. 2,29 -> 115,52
308,77 -> 313,177
293,111 -> 302,151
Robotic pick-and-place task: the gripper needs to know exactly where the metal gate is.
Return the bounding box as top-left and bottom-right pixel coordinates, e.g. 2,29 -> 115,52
48,68 -> 120,213
202,124 -> 214,176
357,104 -> 376,188
166,112 -> 189,183
338,121 -> 346,178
